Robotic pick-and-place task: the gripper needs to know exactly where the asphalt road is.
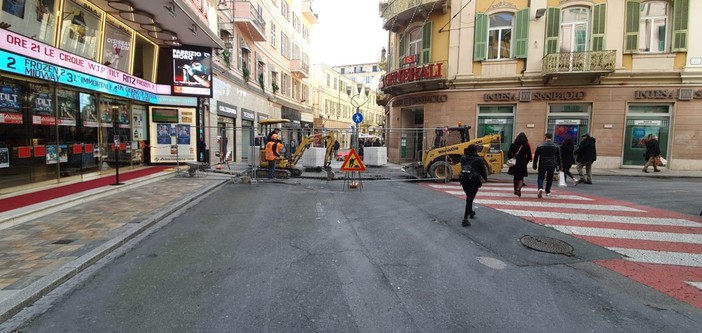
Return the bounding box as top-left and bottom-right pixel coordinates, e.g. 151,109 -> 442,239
8,177 -> 702,332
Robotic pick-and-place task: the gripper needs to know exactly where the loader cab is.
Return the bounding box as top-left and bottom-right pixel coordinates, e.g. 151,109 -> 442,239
432,126 -> 471,148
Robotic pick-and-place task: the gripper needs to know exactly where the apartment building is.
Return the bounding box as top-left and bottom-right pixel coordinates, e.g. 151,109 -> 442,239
213,0 -> 316,162
379,0 -> 701,171
311,64 -> 385,148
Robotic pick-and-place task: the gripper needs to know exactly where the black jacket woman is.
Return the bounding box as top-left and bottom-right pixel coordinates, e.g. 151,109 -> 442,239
507,132 -> 532,197
460,144 -> 488,227
560,136 -> 576,182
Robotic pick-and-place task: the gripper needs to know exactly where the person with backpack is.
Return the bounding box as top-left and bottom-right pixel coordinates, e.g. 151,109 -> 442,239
459,144 -> 488,227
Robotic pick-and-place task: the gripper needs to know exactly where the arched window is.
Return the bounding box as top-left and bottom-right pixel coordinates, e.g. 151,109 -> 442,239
561,7 -> 590,52
488,13 -> 513,59
639,1 -> 668,52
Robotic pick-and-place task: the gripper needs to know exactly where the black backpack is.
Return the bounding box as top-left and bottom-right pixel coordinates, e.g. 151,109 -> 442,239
459,163 -> 479,184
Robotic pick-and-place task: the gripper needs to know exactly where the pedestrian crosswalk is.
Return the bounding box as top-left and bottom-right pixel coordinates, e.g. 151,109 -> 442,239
425,182 -> 702,309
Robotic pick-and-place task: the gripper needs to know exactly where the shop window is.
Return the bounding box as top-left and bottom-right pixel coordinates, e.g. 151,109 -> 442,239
133,34 -> 156,80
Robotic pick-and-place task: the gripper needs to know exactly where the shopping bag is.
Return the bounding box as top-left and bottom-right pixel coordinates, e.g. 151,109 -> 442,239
558,171 -> 567,187
657,157 -> 667,167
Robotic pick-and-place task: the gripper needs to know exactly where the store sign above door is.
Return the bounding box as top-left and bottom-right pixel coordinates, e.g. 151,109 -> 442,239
483,91 -> 585,102
634,89 -> 702,100
380,62 -> 444,89
0,50 -> 158,103
1,29 -> 158,94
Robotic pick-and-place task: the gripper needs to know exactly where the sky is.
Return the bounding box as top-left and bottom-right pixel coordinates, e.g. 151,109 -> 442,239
310,0 -> 387,66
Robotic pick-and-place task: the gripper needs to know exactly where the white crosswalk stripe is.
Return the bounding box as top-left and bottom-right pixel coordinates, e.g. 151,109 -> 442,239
609,248 -> 702,267
474,199 -> 644,212
547,225 -> 702,244
497,209 -> 702,227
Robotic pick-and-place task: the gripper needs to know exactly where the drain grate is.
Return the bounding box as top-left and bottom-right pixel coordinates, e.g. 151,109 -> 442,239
520,235 -> 574,256
51,239 -> 75,245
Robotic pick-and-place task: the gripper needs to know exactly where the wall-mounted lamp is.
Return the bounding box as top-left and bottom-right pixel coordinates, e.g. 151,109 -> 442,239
535,8 -> 546,20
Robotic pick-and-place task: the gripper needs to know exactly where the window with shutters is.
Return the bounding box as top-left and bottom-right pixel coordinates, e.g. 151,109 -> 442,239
488,13 -> 513,60
406,27 -> 422,58
561,7 -> 590,53
639,2 -> 668,53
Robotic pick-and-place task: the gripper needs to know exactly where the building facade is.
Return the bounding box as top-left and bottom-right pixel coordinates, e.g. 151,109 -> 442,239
213,0 -> 316,163
311,63 -> 385,148
379,0 -> 702,171
0,0 -> 223,190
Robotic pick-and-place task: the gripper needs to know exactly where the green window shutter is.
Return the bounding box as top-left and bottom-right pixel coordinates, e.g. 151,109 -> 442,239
591,3 -> 606,51
624,1 -> 640,53
545,8 -> 560,55
514,8 -> 529,58
421,21 -> 432,64
672,0 -> 689,51
473,13 -> 488,61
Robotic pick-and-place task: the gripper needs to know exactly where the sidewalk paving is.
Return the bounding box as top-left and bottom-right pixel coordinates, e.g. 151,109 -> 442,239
1,161 -> 700,323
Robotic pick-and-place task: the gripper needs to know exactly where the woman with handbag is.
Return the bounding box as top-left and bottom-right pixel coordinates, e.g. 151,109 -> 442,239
507,132 -> 532,197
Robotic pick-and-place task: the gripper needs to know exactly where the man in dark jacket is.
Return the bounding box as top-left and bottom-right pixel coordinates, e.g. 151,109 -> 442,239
532,133 -> 562,198
574,133 -> 597,185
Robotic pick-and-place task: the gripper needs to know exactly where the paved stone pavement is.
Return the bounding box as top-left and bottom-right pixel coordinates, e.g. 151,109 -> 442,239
1,161 -> 700,323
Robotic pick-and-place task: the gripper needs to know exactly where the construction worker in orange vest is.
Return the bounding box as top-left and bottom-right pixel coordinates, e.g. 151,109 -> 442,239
265,133 -> 282,178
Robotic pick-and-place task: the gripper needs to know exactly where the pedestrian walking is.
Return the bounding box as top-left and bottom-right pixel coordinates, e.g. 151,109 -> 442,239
642,134 -> 661,173
507,132 -> 532,197
574,133 -> 597,185
459,144 -> 488,227
265,133 -> 282,178
560,136 -> 576,184
532,133 -> 562,198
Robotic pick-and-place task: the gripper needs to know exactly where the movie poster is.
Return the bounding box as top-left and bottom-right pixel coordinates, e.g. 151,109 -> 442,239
0,147 -> 9,168
132,106 -> 146,140
103,19 -> 131,73
0,84 -> 22,124
172,48 -> 212,96
57,89 -> 76,126
79,92 -> 98,127
176,124 -> 190,144
30,84 -> 55,125
2,0 -> 26,19
99,100 -> 113,127
157,124 -> 172,144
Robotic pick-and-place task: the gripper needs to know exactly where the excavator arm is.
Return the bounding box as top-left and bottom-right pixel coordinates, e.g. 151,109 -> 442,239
288,131 -> 338,169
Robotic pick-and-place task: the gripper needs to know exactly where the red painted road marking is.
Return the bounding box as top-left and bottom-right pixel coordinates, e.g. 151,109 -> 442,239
424,182 -> 702,309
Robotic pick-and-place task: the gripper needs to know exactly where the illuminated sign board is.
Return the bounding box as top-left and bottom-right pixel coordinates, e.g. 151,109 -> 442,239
0,50 -> 158,103
1,29 -> 157,93
380,62 -> 444,89
172,47 -> 213,97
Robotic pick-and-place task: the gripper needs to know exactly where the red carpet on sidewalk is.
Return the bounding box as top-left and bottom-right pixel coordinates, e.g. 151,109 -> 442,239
0,166 -> 170,213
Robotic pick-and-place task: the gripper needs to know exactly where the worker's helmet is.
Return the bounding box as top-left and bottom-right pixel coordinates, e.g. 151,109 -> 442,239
271,133 -> 278,140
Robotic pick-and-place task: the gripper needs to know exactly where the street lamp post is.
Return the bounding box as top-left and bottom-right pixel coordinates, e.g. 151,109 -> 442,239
347,83 -> 369,151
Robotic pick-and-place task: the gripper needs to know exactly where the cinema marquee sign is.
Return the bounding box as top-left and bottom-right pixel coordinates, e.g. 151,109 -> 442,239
381,62 -> 444,89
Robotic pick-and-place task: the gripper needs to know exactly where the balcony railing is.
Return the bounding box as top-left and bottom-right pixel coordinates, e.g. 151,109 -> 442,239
302,0 -> 318,23
290,59 -> 309,78
233,0 -> 266,42
380,0 -> 446,28
543,50 -> 616,74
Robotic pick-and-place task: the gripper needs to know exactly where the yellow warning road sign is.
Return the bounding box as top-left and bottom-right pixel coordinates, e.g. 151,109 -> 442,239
339,148 -> 366,172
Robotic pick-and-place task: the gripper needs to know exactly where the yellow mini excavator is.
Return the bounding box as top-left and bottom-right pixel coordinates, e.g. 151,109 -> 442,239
257,119 -> 337,179
402,125 -> 503,181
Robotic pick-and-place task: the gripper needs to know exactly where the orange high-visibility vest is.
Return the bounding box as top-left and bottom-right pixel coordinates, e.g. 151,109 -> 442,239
265,141 -> 279,161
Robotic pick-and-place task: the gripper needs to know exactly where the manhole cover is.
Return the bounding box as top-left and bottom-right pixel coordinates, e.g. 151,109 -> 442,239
520,235 -> 574,256
51,239 -> 75,245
